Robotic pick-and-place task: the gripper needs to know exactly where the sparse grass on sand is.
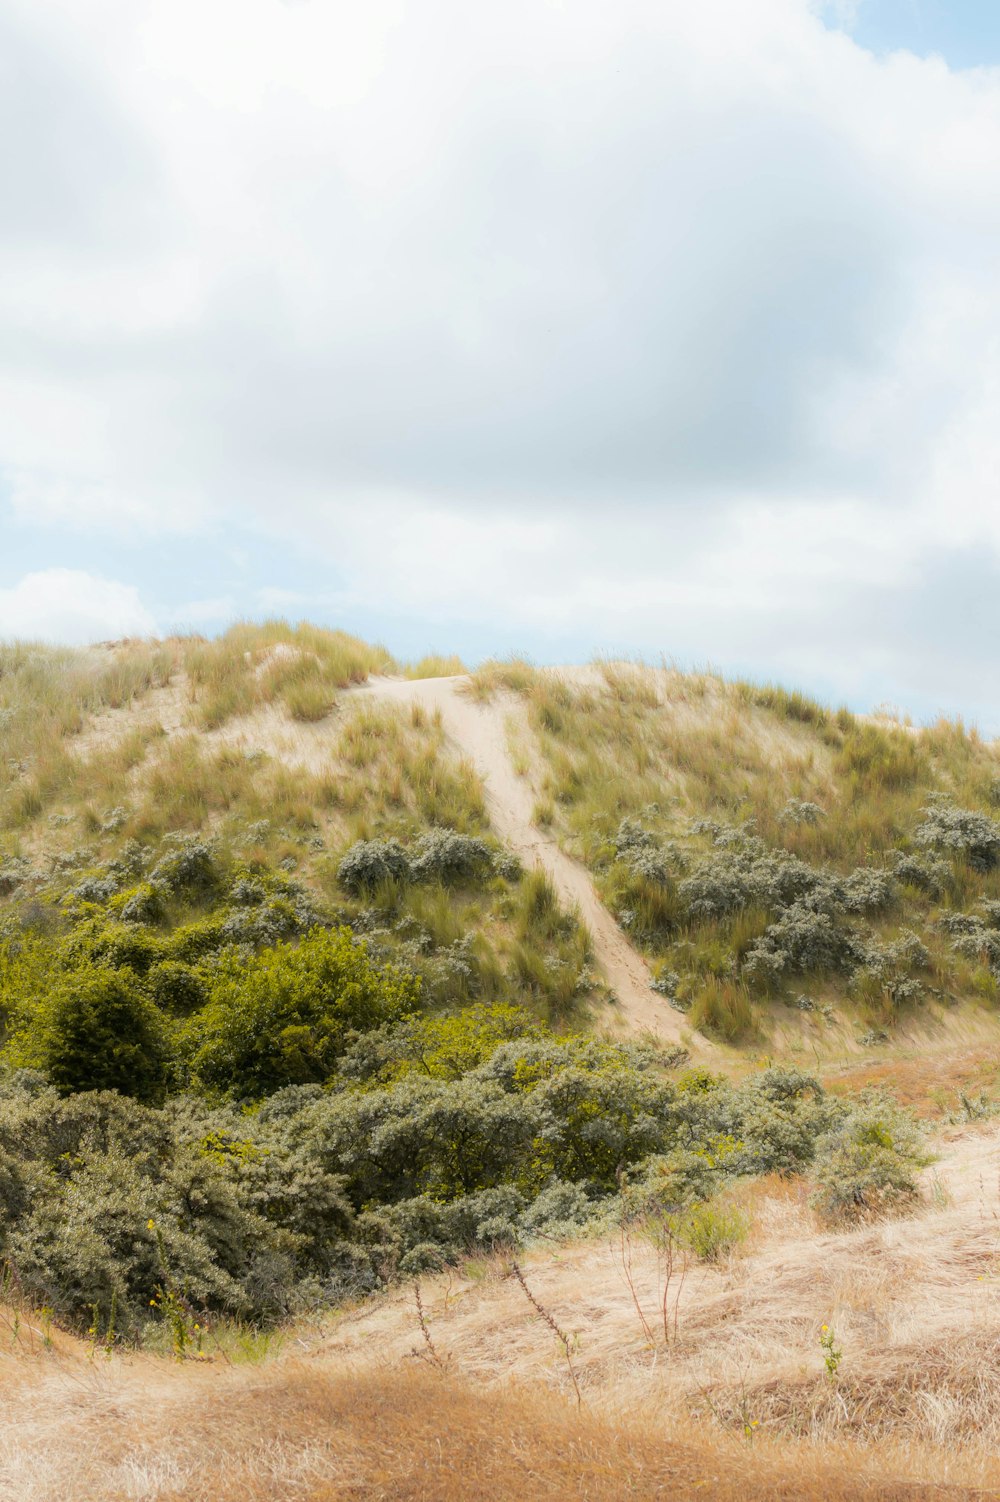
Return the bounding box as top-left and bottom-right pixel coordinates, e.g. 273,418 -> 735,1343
402,653 -> 467,680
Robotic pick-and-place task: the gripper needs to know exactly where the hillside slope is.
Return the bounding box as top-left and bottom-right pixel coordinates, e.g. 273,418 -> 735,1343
4,625 -> 1000,1497
8,630 -> 1000,1059
356,672 -> 692,1046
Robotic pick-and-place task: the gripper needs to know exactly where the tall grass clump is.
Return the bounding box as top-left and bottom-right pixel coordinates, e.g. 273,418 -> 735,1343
183,621 -> 393,729
466,657 -> 538,701
686,977 -> 757,1041
404,655 -> 467,679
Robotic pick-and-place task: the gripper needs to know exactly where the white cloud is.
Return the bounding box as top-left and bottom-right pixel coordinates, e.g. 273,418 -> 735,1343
1,0 -> 1000,713
0,569 -> 156,643
162,595 -> 238,629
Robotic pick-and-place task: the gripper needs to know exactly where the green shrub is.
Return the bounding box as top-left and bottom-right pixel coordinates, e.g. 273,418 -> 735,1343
150,838 -> 220,896
117,882 -> 166,925
915,798 -> 1000,873
148,960 -> 207,1016
338,838 -> 411,895
410,829 -> 493,884
8,967 -> 170,1102
187,927 -> 421,1097
0,1083 -> 353,1332
672,1195 -> 750,1261
743,900 -> 858,983
811,1096 -> 929,1223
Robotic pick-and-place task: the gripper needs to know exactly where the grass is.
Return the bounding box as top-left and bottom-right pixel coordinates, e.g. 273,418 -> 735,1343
0,1357 -> 964,1502
183,620 -> 394,730
686,976 -> 759,1041
3,1126 -> 998,1498
403,654 -> 467,679
466,656 -> 539,701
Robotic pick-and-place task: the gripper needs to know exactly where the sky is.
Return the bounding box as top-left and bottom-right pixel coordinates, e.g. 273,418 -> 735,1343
2,0 -> 1000,726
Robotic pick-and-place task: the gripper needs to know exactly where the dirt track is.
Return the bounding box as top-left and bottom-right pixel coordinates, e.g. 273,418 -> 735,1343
357,675 -> 693,1049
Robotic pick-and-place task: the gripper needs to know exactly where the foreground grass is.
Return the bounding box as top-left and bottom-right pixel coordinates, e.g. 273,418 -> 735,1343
0,1352 -> 984,1500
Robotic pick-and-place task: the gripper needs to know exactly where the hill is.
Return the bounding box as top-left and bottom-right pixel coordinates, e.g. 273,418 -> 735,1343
2,621 -> 1000,1497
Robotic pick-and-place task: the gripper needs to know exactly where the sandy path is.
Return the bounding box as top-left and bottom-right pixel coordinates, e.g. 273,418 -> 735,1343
357,675 -> 693,1049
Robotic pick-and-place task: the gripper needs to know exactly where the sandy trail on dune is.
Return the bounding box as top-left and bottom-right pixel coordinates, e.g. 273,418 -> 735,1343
356,675 -> 693,1050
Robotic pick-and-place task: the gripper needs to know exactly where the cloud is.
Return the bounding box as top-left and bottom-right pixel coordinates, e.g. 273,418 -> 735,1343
1,0 -> 1000,716
0,569 -> 156,643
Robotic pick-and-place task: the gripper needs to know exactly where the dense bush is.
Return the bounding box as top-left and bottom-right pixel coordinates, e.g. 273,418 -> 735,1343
0,970 -> 926,1340
7,967 -> 170,1102
778,799 -> 825,826
679,828 -> 835,922
338,828 -> 498,895
941,904 -> 1000,973
811,1095 -> 929,1222
150,838 -> 220,896
185,927 -> 421,1097
744,900 -> 859,982
890,849 -> 950,897
0,1082 -> 352,1332
410,828 -> 493,883
337,837 -> 411,895
915,798 -> 1000,873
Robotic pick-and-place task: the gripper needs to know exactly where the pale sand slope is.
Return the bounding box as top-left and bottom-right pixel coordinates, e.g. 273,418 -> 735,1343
356,674 -> 695,1051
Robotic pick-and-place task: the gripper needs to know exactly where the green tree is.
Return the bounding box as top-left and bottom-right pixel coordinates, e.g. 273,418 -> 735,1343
13,966 -> 170,1102
188,927 -> 421,1097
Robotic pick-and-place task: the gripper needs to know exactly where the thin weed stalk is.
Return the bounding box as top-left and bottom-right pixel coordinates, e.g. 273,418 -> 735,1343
510,1260 -> 582,1407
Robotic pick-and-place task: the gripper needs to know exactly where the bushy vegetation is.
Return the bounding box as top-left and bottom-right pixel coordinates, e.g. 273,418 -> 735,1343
487,662 -> 1000,1037
337,829 -> 499,895
0,986 -> 920,1336
0,639 -> 962,1354
810,1095 -> 930,1221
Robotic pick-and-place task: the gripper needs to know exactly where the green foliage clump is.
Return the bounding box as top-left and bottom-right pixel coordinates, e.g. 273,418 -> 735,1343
409,828 -> 493,884
939,903 -> 1000,983
186,927 -> 421,1097
338,837 -> 411,895
915,798 -> 1000,873
672,1195 -> 750,1261
7,967 -> 170,1102
811,1094 -> 929,1223
150,838 -> 220,897
0,1082 -> 352,1334
337,828 -> 496,896
743,900 -> 859,984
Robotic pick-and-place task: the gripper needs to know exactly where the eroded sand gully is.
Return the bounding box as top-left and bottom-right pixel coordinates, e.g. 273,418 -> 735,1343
357,675 -> 694,1049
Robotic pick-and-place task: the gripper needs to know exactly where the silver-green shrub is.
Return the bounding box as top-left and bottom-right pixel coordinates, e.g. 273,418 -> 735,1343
811,1094 -> 929,1222
915,797 -> 1000,873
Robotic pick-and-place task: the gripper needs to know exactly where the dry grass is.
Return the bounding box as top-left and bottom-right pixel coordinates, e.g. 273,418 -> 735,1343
183,621 -> 394,731
4,1127 -> 1000,1498
0,1347 -> 988,1500
288,1123 -> 1000,1480
465,656 -> 539,700
824,1048 -> 1000,1119
402,654 -> 467,680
